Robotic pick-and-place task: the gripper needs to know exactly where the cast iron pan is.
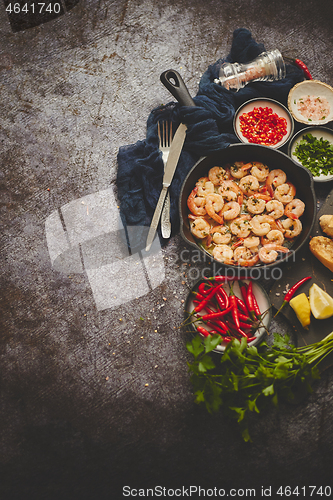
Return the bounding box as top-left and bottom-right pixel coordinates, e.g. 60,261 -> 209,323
179,144 -> 316,275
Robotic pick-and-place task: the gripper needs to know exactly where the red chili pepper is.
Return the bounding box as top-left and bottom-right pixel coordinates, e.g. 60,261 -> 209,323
217,287 -> 229,309
198,282 -> 212,296
198,305 -> 229,334
238,320 -> 254,331
283,56 -> 312,80
215,291 -> 226,310
229,283 -> 248,338
240,282 -> 249,306
203,320 -> 230,336
246,281 -> 256,321
206,275 -> 247,282
238,312 -> 254,325
274,276 -> 312,317
196,326 -> 211,338
194,283 -> 223,313
199,305 -> 234,321
224,319 -> 247,339
294,59 -> 312,79
235,296 -> 248,316
247,284 -> 261,320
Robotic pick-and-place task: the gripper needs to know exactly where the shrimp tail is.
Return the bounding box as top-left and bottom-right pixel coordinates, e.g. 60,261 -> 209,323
238,193 -> 244,205
238,254 -> 260,267
241,163 -> 253,172
275,219 -> 285,233
231,238 -> 244,249
253,193 -> 272,201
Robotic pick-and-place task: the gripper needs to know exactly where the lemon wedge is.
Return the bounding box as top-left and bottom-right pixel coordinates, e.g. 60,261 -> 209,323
309,283 -> 333,320
289,293 -> 311,328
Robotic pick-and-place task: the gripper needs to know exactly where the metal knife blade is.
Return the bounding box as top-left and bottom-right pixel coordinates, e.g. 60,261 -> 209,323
145,123 -> 187,251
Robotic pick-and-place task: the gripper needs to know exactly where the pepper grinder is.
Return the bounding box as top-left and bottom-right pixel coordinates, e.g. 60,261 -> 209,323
215,49 -> 286,91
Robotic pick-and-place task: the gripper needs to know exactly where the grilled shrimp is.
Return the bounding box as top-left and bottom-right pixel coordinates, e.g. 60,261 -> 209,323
196,177 -> 215,197
208,166 -> 230,185
284,199 -> 305,220
250,162 -> 270,182
265,200 -> 284,219
230,161 -> 248,179
212,244 -> 234,263
218,180 -> 243,204
239,175 -> 260,196
258,243 -> 289,263
221,201 -> 241,220
229,215 -> 252,238
250,215 -> 276,236
243,236 -> 260,249
205,193 -> 224,224
274,182 -> 296,204
246,195 -> 266,215
187,187 -> 207,216
281,218 -> 302,239
209,225 -> 232,245
233,246 -> 260,267
266,169 -> 287,195
261,229 -> 284,246
190,217 -> 211,239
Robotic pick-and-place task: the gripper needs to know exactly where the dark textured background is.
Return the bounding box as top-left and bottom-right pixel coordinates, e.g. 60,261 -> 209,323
1,1 -> 333,498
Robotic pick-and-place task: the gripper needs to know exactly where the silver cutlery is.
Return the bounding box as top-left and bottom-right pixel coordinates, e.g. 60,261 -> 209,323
145,122 -> 188,251
145,70 -> 196,252
158,121 -> 172,239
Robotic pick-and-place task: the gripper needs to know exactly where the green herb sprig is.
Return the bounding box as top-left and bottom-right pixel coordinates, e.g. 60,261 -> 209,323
293,133 -> 333,177
186,332 -> 333,442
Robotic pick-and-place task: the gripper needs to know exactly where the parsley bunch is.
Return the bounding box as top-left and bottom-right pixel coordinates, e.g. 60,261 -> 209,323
186,332 -> 333,442
293,133 -> 333,177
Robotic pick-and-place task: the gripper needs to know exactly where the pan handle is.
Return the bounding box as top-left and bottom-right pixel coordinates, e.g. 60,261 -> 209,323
160,70 -> 196,107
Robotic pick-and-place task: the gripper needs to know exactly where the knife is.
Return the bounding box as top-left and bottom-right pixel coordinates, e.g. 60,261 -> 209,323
145,70 -> 196,252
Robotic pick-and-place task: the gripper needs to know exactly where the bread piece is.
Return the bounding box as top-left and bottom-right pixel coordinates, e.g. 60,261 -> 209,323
309,236 -> 333,272
319,214 -> 333,238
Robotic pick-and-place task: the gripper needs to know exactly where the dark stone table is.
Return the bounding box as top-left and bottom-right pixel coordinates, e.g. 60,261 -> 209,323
1,1 -> 333,498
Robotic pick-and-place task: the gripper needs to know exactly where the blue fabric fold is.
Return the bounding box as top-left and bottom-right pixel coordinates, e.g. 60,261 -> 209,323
116,28 -> 304,251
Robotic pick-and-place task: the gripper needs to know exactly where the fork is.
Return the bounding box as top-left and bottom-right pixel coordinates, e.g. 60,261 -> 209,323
158,121 -> 172,238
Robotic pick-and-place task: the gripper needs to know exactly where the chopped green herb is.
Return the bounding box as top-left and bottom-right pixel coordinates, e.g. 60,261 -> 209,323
186,331 -> 333,442
293,132 -> 333,177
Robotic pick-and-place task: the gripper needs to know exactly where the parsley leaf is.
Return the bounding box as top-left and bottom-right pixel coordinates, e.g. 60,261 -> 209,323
293,133 -> 333,177
186,332 -> 333,442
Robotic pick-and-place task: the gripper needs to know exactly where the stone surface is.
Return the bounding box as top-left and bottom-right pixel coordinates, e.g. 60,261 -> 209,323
1,1 -> 333,498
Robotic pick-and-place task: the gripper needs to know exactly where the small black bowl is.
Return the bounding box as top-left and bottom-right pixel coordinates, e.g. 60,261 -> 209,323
179,143 -> 316,275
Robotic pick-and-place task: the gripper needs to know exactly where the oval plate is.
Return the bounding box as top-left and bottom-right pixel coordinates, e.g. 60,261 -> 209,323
185,278 -> 272,353
289,126 -> 333,182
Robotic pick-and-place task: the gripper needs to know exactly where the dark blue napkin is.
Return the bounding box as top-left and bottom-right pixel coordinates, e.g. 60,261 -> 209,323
116,28 -> 304,250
